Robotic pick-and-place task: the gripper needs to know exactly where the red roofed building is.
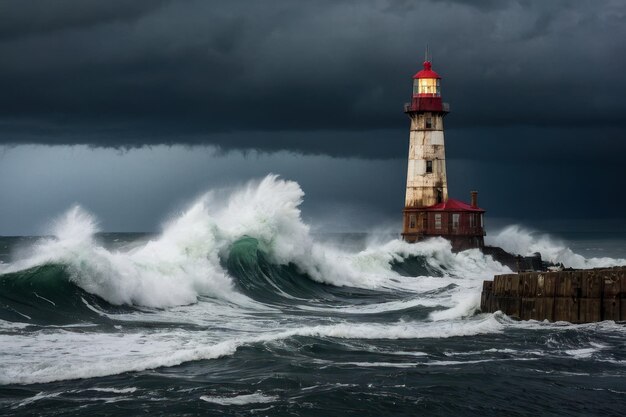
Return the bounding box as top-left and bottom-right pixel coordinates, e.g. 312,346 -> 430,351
401,56 -> 486,251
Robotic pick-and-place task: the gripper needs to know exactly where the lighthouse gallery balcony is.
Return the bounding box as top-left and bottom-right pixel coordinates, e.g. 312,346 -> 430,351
404,101 -> 450,113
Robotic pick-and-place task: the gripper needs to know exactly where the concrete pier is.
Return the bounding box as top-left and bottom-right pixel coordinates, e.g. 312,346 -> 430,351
480,267 -> 626,323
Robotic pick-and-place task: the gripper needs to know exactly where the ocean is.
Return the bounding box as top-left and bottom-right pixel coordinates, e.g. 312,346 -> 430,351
1,176 -> 625,416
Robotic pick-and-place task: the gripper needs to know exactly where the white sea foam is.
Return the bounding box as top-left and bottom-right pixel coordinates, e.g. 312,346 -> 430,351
15,391 -> 62,408
564,347 -> 597,358
0,319 -> 30,330
200,392 -> 278,405
487,225 -> 626,269
0,315 -> 505,385
380,350 -> 429,357
336,361 -> 420,368
87,387 -> 138,394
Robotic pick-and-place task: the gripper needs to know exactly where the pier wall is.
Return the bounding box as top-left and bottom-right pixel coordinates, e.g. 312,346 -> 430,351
480,267 -> 626,323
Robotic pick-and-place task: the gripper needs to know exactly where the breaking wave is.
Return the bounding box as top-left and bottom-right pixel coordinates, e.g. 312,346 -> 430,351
0,175 -> 511,311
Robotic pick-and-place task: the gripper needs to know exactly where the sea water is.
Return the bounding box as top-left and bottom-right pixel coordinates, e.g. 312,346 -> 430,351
1,176 -> 625,416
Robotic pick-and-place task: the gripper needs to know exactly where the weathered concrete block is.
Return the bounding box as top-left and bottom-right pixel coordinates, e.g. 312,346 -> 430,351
493,275 -> 504,296
504,274 -> 521,296
494,274 -> 516,296
494,296 -> 521,319
480,267 -> 626,323
555,271 -> 582,297
535,273 -> 551,297
602,271 -> 622,297
487,293 -> 495,313
541,274 -> 557,297
581,271 -> 602,298
532,297 -> 555,321
603,298 -> 621,322
520,297 -> 536,320
579,298 -> 601,323
553,297 -> 578,323
480,282 -> 493,311
521,273 -> 538,297
620,270 -> 626,321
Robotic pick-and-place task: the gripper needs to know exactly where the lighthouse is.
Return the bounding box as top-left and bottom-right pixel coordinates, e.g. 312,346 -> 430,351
401,55 -> 486,251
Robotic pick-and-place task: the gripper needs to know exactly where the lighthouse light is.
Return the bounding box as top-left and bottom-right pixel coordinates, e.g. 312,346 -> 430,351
414,78 -> 440,96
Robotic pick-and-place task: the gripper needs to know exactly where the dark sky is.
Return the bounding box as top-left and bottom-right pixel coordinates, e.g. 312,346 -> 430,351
0,0 -> 625,234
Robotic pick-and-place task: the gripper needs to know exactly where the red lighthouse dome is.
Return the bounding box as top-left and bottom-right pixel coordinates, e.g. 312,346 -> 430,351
413,61 -> 441,80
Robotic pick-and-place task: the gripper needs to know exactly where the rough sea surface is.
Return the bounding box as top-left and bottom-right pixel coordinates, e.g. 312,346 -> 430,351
1,176 -> 625,416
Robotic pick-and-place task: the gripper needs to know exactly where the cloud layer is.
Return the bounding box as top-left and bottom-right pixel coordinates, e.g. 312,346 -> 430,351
1,0 -> 624,158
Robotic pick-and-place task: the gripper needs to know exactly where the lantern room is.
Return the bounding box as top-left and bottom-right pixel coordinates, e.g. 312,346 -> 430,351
405,60 -> 447,113
412,61 -> 441,97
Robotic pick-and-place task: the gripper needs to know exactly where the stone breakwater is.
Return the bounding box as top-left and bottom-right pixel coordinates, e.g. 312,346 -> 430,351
480,267 -> 626,323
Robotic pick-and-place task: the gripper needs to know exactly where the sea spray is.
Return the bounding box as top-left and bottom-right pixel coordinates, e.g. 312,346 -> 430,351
487,225 -> 626,269
1,204 -> 244,307
0,175 -> 510,308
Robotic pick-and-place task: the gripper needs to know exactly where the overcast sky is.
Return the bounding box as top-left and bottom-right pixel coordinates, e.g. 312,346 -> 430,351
0,0 -> 625,235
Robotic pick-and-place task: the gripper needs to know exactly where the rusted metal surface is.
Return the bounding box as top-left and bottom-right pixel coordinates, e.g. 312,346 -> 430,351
480,267 -> 626,323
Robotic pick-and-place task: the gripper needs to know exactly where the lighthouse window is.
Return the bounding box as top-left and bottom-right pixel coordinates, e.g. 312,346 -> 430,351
452,213 -> 460,230
469,213 -> 475,228
434,214 -> 442,229
425,117 -> 433,129
419,78 -> 439,95
409,215 -> 416,229
426,160 -> 433,173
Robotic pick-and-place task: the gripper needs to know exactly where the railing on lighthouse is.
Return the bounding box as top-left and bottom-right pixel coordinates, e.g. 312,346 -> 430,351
404,102 -> 450,113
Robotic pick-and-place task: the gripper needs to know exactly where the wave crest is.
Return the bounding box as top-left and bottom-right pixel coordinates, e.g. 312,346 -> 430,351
1,176 -> 622,311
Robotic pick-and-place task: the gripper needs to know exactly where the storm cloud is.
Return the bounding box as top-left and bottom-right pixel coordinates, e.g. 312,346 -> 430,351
0,1 -> 625,235
0,0 -> 624,159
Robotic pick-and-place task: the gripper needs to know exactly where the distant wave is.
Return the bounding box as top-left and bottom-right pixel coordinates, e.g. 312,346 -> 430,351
487,225 -> 626,269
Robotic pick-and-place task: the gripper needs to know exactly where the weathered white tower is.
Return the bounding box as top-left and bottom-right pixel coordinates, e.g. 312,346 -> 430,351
402,58 -> 449,242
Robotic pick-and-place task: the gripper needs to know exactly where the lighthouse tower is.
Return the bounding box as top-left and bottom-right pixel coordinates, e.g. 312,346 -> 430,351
401,56 -> 486,250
